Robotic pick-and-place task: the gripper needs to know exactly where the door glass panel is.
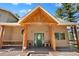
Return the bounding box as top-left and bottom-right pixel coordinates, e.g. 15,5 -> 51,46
34,33 -> 44,47
37,34 -> 41,40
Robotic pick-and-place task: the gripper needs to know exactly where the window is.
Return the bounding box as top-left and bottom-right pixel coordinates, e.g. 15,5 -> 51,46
55,32 -> 65,40
68,32 -> 74,40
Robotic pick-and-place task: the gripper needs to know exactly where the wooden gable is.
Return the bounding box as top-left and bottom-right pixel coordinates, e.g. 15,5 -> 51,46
19,6 -> 60,25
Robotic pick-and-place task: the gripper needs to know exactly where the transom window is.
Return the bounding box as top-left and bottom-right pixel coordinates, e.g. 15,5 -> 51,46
55,32 -> 65,40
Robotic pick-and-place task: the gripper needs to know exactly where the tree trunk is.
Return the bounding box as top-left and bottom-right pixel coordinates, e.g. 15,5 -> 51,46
71,26 -> 74,40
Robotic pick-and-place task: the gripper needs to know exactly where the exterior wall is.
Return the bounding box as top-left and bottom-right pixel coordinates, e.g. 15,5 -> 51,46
52,25 -> 69,47
0,10 -> 18,22
2,26 -> 23,46
27,24 -> 50,46
0,25 -> 69,47
12,26 -> 23,42
2,26 -> 13,41
26,24 -> 69,47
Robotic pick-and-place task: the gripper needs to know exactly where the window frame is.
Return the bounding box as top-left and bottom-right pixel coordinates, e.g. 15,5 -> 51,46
55,32 -> 65,40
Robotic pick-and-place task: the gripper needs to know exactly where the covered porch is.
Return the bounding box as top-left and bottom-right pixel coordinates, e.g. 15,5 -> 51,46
19,6 -> 78,51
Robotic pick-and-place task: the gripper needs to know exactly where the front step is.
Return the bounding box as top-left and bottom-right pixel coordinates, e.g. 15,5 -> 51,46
26,51 -> 52,56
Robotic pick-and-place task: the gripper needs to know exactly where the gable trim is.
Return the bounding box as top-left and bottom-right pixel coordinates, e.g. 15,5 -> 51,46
18,6 -> 60,24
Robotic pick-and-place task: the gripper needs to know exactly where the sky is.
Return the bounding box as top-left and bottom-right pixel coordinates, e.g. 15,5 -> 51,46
0,3 -> 62,18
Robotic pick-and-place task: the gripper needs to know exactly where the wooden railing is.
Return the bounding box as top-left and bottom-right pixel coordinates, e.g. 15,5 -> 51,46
2,41 -> 22,47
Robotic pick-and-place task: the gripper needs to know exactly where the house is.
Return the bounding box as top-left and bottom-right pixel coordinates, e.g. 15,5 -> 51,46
0,6 -> 78,51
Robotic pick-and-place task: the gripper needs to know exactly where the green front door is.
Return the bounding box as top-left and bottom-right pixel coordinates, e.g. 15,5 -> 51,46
34,33 -> 44,47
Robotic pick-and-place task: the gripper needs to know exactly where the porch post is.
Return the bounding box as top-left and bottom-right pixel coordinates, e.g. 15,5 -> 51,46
51,31 -> 56,51
49,24 -> 56,51
0,26 -> 4,48
73,25 -> 79,49
22,25 -> 28,51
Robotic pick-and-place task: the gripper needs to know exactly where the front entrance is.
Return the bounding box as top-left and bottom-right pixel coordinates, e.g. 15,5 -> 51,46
34,33 -> 44,47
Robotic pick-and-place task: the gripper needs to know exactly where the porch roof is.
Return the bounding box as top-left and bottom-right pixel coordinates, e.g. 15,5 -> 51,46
0,23 -> 20,26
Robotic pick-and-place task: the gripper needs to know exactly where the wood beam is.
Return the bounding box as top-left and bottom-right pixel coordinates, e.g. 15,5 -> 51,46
73,25 -> 79,49
0,26 -> 4,48
22,25 -> 28,51
49,25 -> 56,51
49,25 -> 51,47
22,23 -> 57,25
